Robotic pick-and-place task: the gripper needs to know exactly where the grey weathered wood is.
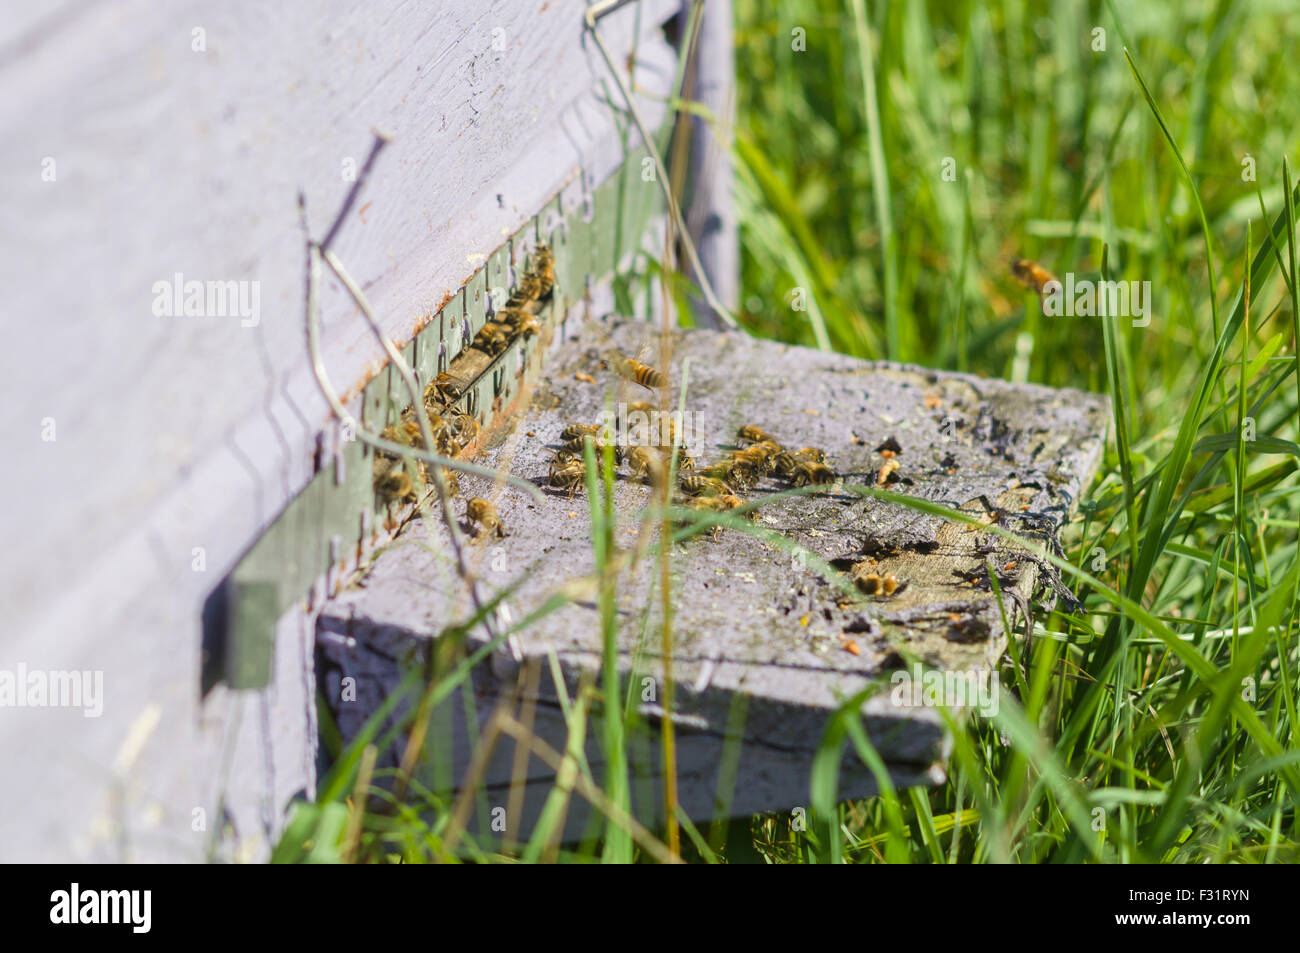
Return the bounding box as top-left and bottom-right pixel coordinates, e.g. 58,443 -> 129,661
0,0 -> 685,861
319,318 -> 1109,836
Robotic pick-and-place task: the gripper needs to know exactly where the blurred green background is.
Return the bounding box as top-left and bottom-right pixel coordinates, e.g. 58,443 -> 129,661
734,0 -> 1299,393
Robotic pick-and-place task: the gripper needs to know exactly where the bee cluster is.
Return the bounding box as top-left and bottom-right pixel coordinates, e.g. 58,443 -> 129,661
371,403 -> 479,504
547,358 -> 843,530
372,244 -> 556,505
546,358 -> 915,608
673,425 -> 839,525
547,361 -> 685,497
470,243 -> 553,356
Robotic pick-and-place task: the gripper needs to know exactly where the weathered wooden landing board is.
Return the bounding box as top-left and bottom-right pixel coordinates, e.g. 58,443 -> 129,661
319,318 -> 1108,835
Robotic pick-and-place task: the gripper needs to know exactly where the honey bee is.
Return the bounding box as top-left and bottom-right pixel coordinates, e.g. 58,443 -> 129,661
677,493 -> 748,536
561,423 -> 603,442
854,571 -> 899,596
513,313 -> 541,338
475,322 -> 509,356
618,401 -> 658,420
737,425 -> 778,445
619,358 -> 668,390
625,445 -> 665,482
774,447 -> 826,478
1009,256 -> 1059,296
679,474 -> 732,497
689,495 -> 751,532
466,497 -> 507,539
699,460 -> 758,490
426,372 -> 466,406
791,460 -> 837,487
712,494 -> 749,513
731,445 -> 777,474
449,413 -> 480,445
380,417 -> 422,452
548,451 -> 586,496
563,434 -> 623,463
374,460 -> 416,504
648,415 -> 679,447
533,243 -> 555,298
507,272 -> 544,310
666,445 -> 694,472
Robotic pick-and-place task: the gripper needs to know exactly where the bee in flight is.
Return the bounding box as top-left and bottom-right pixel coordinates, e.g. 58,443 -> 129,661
466,497 -> 507,539
619,358 -> 668,391
1009,256 -> 1059,297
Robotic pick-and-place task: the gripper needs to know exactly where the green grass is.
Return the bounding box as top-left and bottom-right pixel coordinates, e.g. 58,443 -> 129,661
729,0 -> 1300,863
274,0 -> 1300,863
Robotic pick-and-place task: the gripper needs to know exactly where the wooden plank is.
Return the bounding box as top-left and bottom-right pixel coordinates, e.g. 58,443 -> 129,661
319,319 -> 1109,836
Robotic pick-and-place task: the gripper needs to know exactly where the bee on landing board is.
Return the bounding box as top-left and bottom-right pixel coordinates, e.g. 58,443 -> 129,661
625,445 -> 665,482
548,451 -> 585,497
678,474 -> 733,497
774,447 -> 827,478
790,460 -> 837,487
699,459 -> 758,491
736,425 -> 779,445
466,497 -> 507,539
561,423 -> 603,442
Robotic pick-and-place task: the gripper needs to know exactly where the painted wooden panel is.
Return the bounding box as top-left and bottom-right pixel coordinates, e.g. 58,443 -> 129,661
0,0 -> 686,861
